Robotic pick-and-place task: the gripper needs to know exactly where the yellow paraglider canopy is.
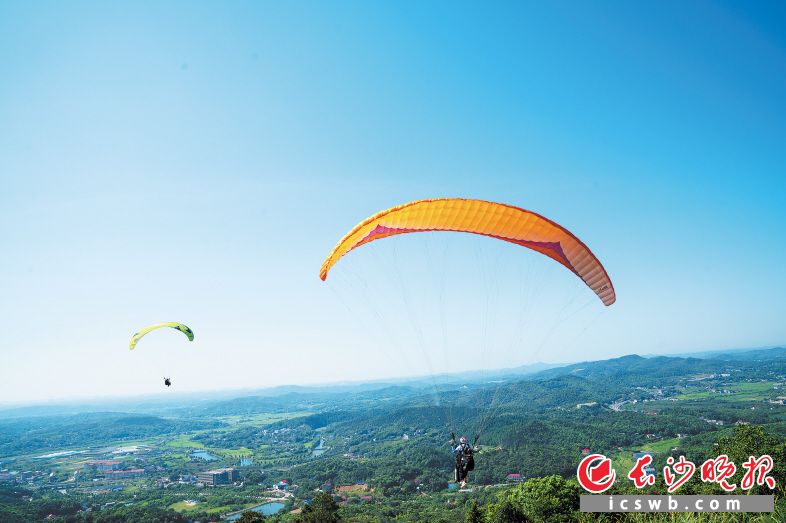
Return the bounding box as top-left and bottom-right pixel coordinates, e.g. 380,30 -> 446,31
129,322 -> 194,351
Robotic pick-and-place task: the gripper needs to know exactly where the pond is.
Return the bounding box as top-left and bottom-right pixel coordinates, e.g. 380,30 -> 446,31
225,502 -> 285,520
191,451 -> 219,461
312,438 -> 328,457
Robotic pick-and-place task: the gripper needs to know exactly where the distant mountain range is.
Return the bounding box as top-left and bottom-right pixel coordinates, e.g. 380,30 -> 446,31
1,345 -> 783,419
677,346 -> 786,361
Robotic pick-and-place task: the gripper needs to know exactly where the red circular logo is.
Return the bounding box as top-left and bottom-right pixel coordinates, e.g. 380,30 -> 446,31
577,454 -> 616,493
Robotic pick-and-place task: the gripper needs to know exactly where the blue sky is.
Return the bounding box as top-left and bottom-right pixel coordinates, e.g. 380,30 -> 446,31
1,1 -> 785,403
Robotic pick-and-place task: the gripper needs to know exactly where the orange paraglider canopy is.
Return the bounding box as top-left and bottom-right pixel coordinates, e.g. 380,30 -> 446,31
319,198 -> 615,306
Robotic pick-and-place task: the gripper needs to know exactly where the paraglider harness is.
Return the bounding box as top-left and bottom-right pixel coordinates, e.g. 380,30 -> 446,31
452,433 -> 479,482
164,377 -> 172,387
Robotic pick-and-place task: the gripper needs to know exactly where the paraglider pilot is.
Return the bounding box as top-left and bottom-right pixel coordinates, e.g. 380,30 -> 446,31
450,433 -> 480,487
164,377 -> 172,387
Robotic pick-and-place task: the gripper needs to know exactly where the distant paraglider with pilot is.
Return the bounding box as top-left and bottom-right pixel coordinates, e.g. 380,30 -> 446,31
129,322 -> 194,388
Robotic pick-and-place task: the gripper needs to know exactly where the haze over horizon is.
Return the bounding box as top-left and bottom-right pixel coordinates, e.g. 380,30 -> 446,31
2,1 -> 785,403
3,343 -> 785,411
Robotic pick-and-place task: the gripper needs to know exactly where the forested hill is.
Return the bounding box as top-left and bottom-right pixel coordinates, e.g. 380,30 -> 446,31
687,346 -> 786,361
165,345 -> 786,417
528,347 -> 786,382
0,413 -> 221,456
